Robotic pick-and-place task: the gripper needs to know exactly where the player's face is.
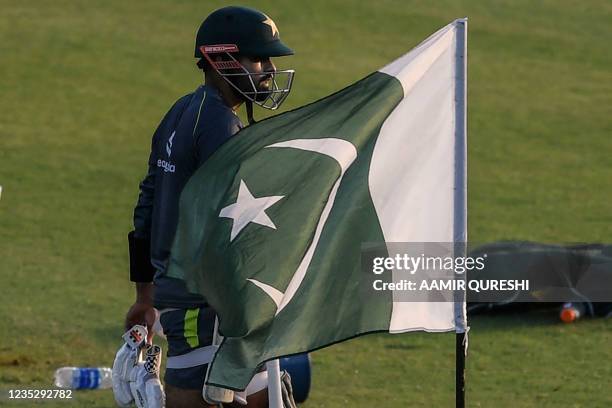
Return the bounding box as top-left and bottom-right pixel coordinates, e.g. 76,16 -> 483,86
236,56 -> 276,101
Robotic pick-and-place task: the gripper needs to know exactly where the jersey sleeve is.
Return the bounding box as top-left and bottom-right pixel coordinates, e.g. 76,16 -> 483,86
132,136 -> 157,239
194,111 -> 243,165
132,95 -> 191,237
129,126 -> 159,282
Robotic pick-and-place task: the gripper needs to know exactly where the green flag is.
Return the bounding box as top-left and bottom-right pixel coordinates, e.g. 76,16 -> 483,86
167,19 -> 467,390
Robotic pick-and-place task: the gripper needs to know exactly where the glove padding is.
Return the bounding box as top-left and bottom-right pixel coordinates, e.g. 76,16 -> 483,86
281,370 -> 297,408
112,325 -> 165,408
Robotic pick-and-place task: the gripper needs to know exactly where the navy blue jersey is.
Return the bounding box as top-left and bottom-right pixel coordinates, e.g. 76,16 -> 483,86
133,85 -> 243,308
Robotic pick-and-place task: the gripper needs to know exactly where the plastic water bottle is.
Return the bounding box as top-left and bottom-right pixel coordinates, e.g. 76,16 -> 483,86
54,367 -> 113,389
560,302 -> 586,323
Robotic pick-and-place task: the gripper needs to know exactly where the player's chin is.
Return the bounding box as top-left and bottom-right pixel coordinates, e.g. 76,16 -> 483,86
254,84 -> 272,102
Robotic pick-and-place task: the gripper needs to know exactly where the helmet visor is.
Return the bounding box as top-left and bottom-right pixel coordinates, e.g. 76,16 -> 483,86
202,45 -> 294,110
222,69 -> 294,110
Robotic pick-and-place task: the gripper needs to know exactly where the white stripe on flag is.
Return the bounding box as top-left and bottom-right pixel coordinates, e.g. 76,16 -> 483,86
369,19 -> 467,333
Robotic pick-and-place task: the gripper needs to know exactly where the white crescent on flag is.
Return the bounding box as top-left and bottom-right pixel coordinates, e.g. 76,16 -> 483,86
246,138 -> 358,314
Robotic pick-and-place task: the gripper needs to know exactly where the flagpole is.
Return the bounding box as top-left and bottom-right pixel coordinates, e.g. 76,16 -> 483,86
453,17 -> 468,408
456,333 -> 466,408
266,359 -> 283,408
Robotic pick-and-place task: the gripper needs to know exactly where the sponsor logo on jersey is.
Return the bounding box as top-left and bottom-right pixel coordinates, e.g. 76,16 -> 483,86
166,131 -> 176,157
159,130 -> 177,173
157,159 -> 176,173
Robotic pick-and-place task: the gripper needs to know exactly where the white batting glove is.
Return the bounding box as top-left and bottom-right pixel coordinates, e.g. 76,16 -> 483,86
112,325 -> 165,408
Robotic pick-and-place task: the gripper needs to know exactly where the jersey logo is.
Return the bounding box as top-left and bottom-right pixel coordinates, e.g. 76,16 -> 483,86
157,159 -> 176,173
166,131 -> 176,157
158,130 -> 177,173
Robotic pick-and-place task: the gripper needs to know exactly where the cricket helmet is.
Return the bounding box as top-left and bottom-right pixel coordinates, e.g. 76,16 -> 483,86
195,6 -> 294,110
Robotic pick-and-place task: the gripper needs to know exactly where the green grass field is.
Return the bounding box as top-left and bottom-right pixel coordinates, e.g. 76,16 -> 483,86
1,0 -> 611,406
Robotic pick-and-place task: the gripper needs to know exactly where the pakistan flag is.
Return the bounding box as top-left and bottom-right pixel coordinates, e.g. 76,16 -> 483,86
167,19 -> 468,390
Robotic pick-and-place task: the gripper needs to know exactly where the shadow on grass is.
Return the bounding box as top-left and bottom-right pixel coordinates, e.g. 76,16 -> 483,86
468,303 -> 563,331
383,343 -> 420,351
0,353 -> 35,368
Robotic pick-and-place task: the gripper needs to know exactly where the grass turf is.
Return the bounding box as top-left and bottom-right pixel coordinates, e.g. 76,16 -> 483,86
0,0 -> 610,406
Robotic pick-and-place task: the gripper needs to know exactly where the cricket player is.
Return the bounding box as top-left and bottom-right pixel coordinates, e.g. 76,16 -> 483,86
122,6 -> 295,407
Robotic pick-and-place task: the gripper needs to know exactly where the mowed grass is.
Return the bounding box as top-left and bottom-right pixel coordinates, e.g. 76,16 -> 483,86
0,0 -> 611,407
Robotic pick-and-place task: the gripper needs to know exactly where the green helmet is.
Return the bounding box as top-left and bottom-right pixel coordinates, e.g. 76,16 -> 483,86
194,6 -> 295,111
194,6 -> 294,58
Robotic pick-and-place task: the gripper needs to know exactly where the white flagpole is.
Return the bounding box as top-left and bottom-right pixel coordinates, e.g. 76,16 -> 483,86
453,17 -> 468,408
266,359 -> 283,408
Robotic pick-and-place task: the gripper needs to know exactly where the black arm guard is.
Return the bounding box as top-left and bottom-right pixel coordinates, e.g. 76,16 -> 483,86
128,231 -> 156,282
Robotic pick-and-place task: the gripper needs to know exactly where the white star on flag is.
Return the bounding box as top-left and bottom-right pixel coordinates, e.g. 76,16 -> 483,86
219,179 -> 284,241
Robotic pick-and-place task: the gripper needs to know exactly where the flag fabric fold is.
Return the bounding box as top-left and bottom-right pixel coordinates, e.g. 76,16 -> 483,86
166,19 -> 467,390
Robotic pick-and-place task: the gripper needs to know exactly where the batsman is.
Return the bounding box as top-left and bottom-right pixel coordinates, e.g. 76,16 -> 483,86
118,6 -> 296,408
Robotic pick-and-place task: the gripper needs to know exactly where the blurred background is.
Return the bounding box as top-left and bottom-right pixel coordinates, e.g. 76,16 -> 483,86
0,0 -> 610,406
